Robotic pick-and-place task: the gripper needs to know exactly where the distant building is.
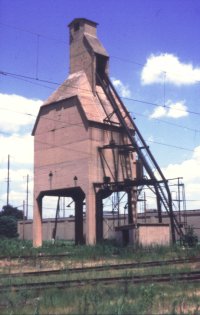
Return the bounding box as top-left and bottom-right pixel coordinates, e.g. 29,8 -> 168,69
18,209 -> 200,246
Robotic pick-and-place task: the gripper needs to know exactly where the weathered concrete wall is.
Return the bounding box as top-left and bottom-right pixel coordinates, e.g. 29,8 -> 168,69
69,20 -> 96,90
21,210 -> 200,243
19,219 -> 75,241
34,99 -> 90,195
19,219 -> 170,246
33,97 -> 90,246
18,220 -> 33,241
137,224 -> 170,246
19,216 -> 126,242
33,18 -> 139,247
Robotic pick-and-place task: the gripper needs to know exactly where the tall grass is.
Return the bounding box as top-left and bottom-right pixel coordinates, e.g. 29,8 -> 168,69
1,239 -> 200,314
1,238 -> 200,261
1,282 -> 200,315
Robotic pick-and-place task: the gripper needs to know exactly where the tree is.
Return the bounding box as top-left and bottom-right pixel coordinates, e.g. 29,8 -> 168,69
0,204 -> 23,238
182,226 -> 198,247
0,205 -> 23,220
0,216 -> 18,238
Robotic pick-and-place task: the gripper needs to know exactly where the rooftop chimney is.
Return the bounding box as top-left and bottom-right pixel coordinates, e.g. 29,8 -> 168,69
68,18 -> 109,92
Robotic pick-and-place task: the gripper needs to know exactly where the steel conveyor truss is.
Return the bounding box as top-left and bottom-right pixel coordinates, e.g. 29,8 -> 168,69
96,73 -> 183,243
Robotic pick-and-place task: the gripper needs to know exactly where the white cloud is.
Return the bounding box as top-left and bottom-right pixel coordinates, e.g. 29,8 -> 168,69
150,106 -> 167,119
0,133 -> 34,164
111,78 -> 131,97
1,190 -> 27,207
0,169 -> 34,214
0,94 -> 42,213
0,133 -> 35,212
0,168 -> 33,184
141,53 -> 200,85
167,101 -> 188,118
150,100 -> 188,119
162,146 -> 200,209
0,93 -> 41,133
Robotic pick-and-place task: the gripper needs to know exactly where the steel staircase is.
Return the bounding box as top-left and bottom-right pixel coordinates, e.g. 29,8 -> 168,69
96,72 -> 184,243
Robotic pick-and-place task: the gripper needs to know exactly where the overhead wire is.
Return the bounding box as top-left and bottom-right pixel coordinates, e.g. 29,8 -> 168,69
0,21 -> 199,116
0,22 -> 67,43
1,16 -> 200,109
1,21 -> 200,213
2,20 -> 200,86
1,71 -> 199,143
132,111 -> 200,134
0,24 -> 199,156
1,69 -> 200,118
0,71 -> 197,153
1,19 -> 200,87
1,20 -> 200,83
147,139 -> 194,152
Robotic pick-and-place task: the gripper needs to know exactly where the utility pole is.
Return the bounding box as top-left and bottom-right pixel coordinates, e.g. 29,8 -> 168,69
23,200 -> 25,240
26,174 -> 29,219
144,192 -> 147,223
63,197 -> 65,218
177,177 -> 183,226
7,154 -> 10,206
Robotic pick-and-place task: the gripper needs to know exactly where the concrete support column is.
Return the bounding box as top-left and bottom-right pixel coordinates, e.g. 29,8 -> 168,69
74,195 -> 84,245
96,191 -> 103,243
33,197 -> 42,247
86,187 -> 96,245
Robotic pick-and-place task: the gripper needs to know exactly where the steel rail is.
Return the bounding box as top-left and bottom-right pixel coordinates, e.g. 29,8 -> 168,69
1,270 -> 200,292
1,257 -> 200,279
0,253 -> 70,260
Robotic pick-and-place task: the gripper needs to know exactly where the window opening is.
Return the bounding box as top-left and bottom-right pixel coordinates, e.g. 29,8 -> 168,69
96,54 -> 108,83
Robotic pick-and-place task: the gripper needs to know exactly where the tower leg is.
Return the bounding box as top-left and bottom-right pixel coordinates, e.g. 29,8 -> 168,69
96,191 -> 103,243
86,187 -> 96,245
74,194 -> 84,245
33,197 -> 42,247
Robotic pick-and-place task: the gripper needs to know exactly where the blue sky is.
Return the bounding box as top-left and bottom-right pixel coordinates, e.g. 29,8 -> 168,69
0,0 -> 200,216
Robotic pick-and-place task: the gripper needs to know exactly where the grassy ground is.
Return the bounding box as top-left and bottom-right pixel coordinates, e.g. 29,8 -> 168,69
1,280 -> 200,314
1,239 -> 200,314
1,238 -> 200,260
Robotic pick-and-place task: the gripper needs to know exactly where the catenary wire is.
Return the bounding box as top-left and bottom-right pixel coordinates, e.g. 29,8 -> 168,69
1,23 -> 200,211
1,21 -> 200,84
1,70 -> 200,117
1,69 -> 199,136
0,72 -> 197,153
131,111 -> 200,134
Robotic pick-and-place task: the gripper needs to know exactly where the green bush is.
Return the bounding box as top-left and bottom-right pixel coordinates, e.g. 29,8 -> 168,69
181,226 -> 198,247
0,216 -> 18,238
0,204 -> 23,219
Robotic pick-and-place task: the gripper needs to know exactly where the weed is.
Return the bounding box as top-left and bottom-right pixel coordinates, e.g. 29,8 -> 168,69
33,298 -> 40,315
1,239 -> 200,314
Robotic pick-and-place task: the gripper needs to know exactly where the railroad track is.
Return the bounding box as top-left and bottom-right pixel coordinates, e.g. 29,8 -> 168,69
1,256 -> 200,279
0,253 -> 70,260
1,270 -> 200,292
